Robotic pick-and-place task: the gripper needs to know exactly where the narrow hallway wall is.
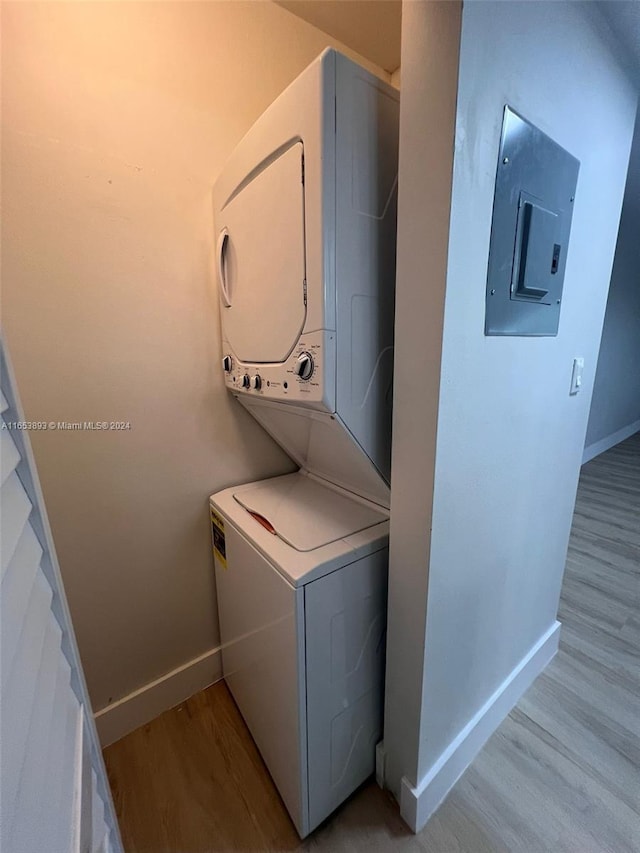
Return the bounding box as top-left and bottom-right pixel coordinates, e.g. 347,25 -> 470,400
584,112 -> 640,461
385,0 -> 637,831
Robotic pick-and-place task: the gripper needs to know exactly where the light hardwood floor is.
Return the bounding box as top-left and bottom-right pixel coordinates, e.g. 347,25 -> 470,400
104,433 -> 640,852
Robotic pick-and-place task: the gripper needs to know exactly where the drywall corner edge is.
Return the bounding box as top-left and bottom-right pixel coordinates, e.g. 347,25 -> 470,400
383,0 -> 462,800
399,621 -> 561,833
94,646 -> 223,747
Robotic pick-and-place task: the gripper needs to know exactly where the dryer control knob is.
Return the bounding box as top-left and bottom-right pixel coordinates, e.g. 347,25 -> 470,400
241,374 -> 251,388
222,355 -> 233,373
250,375 -> 262,390
294,353 -> 314,381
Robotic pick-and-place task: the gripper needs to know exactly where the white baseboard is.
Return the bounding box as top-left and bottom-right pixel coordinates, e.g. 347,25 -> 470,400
582,419 -> 640,464
400,621 -> 561,833
94,646 -> 223,747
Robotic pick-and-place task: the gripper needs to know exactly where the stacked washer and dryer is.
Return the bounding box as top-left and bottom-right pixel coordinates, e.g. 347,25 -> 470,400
210,49 -> 399,838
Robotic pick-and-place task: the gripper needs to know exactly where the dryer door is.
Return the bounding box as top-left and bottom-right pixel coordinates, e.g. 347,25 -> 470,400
217,142 -> 307,364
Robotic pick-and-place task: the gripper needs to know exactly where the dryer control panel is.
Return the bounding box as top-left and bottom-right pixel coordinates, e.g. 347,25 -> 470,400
222,330 -> 335,413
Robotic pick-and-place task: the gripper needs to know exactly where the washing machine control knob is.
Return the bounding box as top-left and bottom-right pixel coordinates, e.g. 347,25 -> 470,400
250,374 -> 262,390
241,374 -> 251,388
294,352 -> 314,381
222,355 -> 233,373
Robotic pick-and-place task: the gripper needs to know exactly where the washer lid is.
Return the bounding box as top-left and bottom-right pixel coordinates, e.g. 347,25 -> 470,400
233,474 -> 387,552
218,141 -> 307,364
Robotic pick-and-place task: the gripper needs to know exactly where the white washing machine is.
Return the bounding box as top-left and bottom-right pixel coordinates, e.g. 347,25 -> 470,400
210,48 -> 399,837
210,474 -> 389,837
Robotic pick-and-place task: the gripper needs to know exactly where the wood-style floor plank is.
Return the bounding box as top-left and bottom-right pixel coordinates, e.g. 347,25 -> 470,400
104,432 -> 640,852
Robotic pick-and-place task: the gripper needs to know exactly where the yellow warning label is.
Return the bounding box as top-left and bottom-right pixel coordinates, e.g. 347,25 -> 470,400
210,508 -> 227,569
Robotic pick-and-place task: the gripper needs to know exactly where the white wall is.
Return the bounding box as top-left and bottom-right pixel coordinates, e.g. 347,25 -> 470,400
584,113 -> 640,457
383,0 -> 461,799
1,0 -> 389,744
385,0 -> 637,831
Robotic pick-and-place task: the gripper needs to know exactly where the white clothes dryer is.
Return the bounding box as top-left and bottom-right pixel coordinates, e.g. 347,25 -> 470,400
213,48 -> 399,506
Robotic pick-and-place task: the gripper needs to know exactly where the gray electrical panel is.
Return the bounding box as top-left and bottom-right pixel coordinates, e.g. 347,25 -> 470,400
485,107 -> 579,336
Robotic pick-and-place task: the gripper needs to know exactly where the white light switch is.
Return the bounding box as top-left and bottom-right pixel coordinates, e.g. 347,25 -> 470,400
570,357 -> 584,395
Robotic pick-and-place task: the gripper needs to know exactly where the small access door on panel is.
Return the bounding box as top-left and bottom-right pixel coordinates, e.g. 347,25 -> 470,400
217,142 -> 307,364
